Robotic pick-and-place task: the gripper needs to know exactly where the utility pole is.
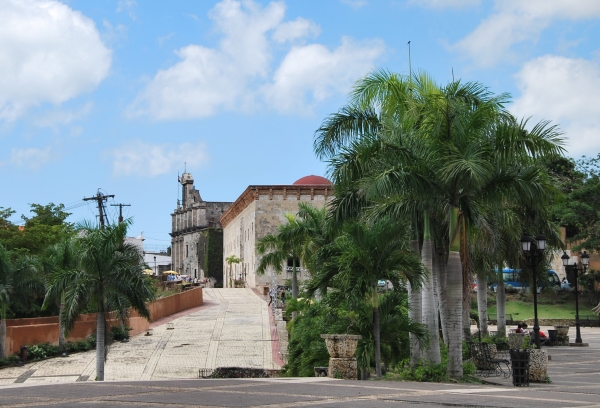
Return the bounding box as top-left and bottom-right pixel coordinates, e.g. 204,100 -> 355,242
83,190 -> 114,228
111,203 -> 131,223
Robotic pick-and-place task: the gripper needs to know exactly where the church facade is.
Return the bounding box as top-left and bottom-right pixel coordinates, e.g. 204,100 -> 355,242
170,172 -> 232,284
220,175 -> 332,289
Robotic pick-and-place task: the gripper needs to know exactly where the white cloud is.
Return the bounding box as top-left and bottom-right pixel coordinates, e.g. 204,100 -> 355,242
272,18 -> 320,43
453,0 -> 600,68
0,0 -> 111,121
340,0 -> 368,9
34,102 -> 93,129
5,146 -> 54,170
264,37 -> 385,113
407,0 -> 479,9
511,55 -> 600,156
108,140 -> 209,177
129,0 -> 383,120
117,0 -> 137,20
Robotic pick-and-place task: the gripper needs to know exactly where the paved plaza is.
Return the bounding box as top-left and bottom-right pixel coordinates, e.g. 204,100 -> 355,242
0,288 -> 278,385
1,289 -> 599,407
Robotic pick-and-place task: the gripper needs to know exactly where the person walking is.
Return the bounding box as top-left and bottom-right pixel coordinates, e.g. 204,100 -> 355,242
268,287 -> 275,306
280,287 -> 286,304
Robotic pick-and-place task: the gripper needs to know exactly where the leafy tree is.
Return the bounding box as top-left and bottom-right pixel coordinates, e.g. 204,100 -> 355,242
551,154 -> 600,252
0,203 -> 74,255
0,244 -> 43,358
43,220 -> 154,381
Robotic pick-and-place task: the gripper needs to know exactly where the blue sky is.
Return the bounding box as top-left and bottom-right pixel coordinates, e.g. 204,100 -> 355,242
1,0 -> 599,250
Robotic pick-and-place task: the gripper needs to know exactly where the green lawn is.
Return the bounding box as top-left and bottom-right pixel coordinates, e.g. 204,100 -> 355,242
472,290 -> 600,320
483,301 -> 579,320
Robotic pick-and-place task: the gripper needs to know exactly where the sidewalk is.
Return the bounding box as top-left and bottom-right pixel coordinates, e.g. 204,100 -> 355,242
0,288 -> 278,385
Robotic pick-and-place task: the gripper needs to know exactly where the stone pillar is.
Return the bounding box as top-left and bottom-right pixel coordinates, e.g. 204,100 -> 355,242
320,334 -> 362,380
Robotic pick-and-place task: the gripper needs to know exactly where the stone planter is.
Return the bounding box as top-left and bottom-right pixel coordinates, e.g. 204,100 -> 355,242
508,333 -> 528,350
528,349 -> 548,382
320,334 -> 361,380
320,334 -> 361,358
554,325 -> 570,336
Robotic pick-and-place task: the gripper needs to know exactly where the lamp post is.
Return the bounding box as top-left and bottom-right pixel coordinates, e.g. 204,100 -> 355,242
561,250 -> 589,344
520,233 -> 546,349
154,256 -> 157,276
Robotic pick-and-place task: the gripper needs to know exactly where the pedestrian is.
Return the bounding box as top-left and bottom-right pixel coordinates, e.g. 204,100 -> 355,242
280,288 -> 286,304
268,287 -> 275,306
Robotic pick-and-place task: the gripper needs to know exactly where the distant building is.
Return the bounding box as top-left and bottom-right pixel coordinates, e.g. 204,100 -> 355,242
125,234 -> 172,275
220,175 -> 332,289
170,172 -> 232,284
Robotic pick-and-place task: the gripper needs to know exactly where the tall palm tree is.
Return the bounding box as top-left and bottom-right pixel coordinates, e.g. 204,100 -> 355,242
44,220 -> 154,381
0,244 -> 42,358
314,70 -> 565,377
225,255 -> 241,288
308,217 -> 425,377
42,237 -> 79,350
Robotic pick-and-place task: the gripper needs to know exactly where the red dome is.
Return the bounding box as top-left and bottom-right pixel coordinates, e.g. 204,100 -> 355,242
293,175 -> 332,185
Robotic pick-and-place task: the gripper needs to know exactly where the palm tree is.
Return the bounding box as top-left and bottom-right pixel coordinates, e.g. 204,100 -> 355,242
308,217 -> 425,377
44,220 -> 154,381
256,212 -> 312,299
225,255 -> 241,288
42,237 -> 79,350
0,244 -> 42,358
314,70 -> 565,377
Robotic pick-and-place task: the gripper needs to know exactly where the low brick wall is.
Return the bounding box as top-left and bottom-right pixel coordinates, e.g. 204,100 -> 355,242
4,287 -> 203,356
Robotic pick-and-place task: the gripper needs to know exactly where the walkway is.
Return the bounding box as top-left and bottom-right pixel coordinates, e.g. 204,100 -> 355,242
0,288 -> 278,385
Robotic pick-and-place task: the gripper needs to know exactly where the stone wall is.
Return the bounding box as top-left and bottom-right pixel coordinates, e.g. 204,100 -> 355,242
221,185 -> 331,289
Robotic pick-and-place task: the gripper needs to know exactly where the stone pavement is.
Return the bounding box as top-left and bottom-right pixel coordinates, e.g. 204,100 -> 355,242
0,288 -> 279,385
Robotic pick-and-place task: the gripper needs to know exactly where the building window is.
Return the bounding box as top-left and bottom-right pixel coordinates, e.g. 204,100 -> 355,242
186,245 -> 188,257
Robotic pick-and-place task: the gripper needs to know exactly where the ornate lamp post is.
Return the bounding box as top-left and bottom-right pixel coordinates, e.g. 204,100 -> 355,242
561,250 -> 589,344
520,233 -> 547,348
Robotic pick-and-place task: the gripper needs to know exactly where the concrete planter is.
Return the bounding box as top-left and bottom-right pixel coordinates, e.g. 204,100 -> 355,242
320,334 -> 361,380
320,334 -> 361,358
528,349 -> 548,382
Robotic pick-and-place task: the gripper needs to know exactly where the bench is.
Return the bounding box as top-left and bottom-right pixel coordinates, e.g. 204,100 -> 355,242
580,315 -> 600,327
470,343 -> 511,378
487,314 -> 514,325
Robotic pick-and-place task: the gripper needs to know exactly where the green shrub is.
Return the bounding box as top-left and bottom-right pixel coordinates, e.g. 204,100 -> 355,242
0,355 -> 20,367
27,345 -> 47,360
110,325 -> 131,341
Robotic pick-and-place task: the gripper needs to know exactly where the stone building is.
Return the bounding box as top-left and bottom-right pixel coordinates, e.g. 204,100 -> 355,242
170,172 -> 232,284
220,175 -> 332,289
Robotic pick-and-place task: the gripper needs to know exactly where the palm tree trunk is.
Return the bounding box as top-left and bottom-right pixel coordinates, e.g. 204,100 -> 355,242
59,300 -> 66,349
434,243 -> 448,344
460,216 -> 471,342
446,208 -> 463,378
409,238 -> 422,368
421,213 -> 441,363
0,313 -> 6,359
373,286 -> 382,378
476,270 -> 488,336
496,265 -> 507,337
292,258 -> 298,299
421,238 -> 441,363
96,312 -> 105,381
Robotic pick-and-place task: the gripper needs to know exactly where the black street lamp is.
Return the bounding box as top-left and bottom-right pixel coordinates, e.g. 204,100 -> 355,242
154,256 -> 157,276
520,233 -> 547,348
561,250 -> 589,344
